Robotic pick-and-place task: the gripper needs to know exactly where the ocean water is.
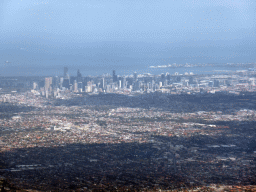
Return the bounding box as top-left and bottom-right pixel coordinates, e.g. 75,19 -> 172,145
1,63 -> 249,77
1,40 -> 255,76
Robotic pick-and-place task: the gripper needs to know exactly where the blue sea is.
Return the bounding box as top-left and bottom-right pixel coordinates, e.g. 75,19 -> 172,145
1,41 -> 255,76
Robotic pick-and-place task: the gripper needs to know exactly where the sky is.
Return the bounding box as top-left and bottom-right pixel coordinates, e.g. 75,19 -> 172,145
0,0 -> 256,76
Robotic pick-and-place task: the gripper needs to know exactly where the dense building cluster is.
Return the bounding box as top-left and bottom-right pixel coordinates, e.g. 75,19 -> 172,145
1,67 -> 256,99
0,68 -> 256,191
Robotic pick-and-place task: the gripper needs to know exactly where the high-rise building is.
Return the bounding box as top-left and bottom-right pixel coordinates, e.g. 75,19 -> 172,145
60,77 -> 64,88
73,80 -> 78,92
189,76 -> 194,85
250,78 -> 255,86
33,82 -> 38,90
208,81 -> 214,87
45,77 -> 52,92
161,73 -> 165,83
113,70 -> 117,82
63,67 -> 70,89
64,67 -> 68,78
133,72 -> 137,82
166,72 -> 171,83
214,80 -> 220,87
52,76 -> 60,89
133,80 -> 140,91
100,78 -> 105,90
106,85 -> 111,92
77,69 -> 82,82
45,90 -> 49,99
78,82 -> 83,92
87,81 -> 92,92
176,76 -> 181,82
119,80 -> 122,89
123,77 -> 127,89
62,78 -> 70,89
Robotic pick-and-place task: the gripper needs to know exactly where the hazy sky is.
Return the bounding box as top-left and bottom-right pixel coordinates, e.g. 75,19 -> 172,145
1,0 -> 256,75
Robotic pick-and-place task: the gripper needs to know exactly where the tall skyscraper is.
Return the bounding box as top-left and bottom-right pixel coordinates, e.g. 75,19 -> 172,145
64,67 -> 68,78
62,78 -> 70,89
214,80 -> 220,87
119,80 -> 122,89
87,81 -> 92,92
161,73 -> 165,84
45,77 -> 52,92
78,82 -> 83,92
52,76 -> 60,89
63,67 -> 70,89
100,78 -> 105,90
133,72 -> 137,82
33,82 -> 38,90
123,77 -> 127,89
113,70 -> 117,82
166,72 -> 171,84
73,80 -> 78,92
77,69 -> 82,82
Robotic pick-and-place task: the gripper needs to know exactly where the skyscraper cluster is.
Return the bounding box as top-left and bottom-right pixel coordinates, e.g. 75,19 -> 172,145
29,67 -> 256,99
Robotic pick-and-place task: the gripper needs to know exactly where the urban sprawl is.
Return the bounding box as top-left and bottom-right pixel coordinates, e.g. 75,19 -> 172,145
0,67 -> 256,191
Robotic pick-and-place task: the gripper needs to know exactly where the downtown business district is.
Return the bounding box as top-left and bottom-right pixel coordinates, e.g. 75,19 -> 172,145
0,68 -> 256,191
32,68 -> 256,98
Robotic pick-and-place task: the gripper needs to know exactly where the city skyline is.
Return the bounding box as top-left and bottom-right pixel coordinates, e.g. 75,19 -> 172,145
1,1 -> 256,190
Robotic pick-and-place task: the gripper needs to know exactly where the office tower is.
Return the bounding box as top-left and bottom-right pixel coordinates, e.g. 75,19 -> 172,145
133,81 -> 140,91
155,84 -> 160,90
52,76 -> 60,89
84,76 -> 90,85
60,77 -> 64,88
106,85 -> 111,92
225,79 -> 232,86
64,67 -> 68,78
45,77 -> 52,92
62,66 -> 70,89
176,76 -> 181,82
100,78 -> 105,90
62,78 -> 70,89
208,81 -> 214,87
147,82 -> 151,90
143,84 -> 147,92
161,73 -> 165,83
123,77 -> 127,89
119,80 -> 122,89
78,82 -> 83,92
214,80 -> 220,87
74,80 -> 78,92
113,70 -> 117,82
33,82 -> 38,90
133,72 -> 137,82
166,72 -> 171,84
189,76 -> 194,85
183,80 -> 189,87
87,81 -> 92,92
250,78 -> 255,86
117,77 -> 123,88
77,69 -> 82,82
125,77 -> 133,88
152,80 -> 155,88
